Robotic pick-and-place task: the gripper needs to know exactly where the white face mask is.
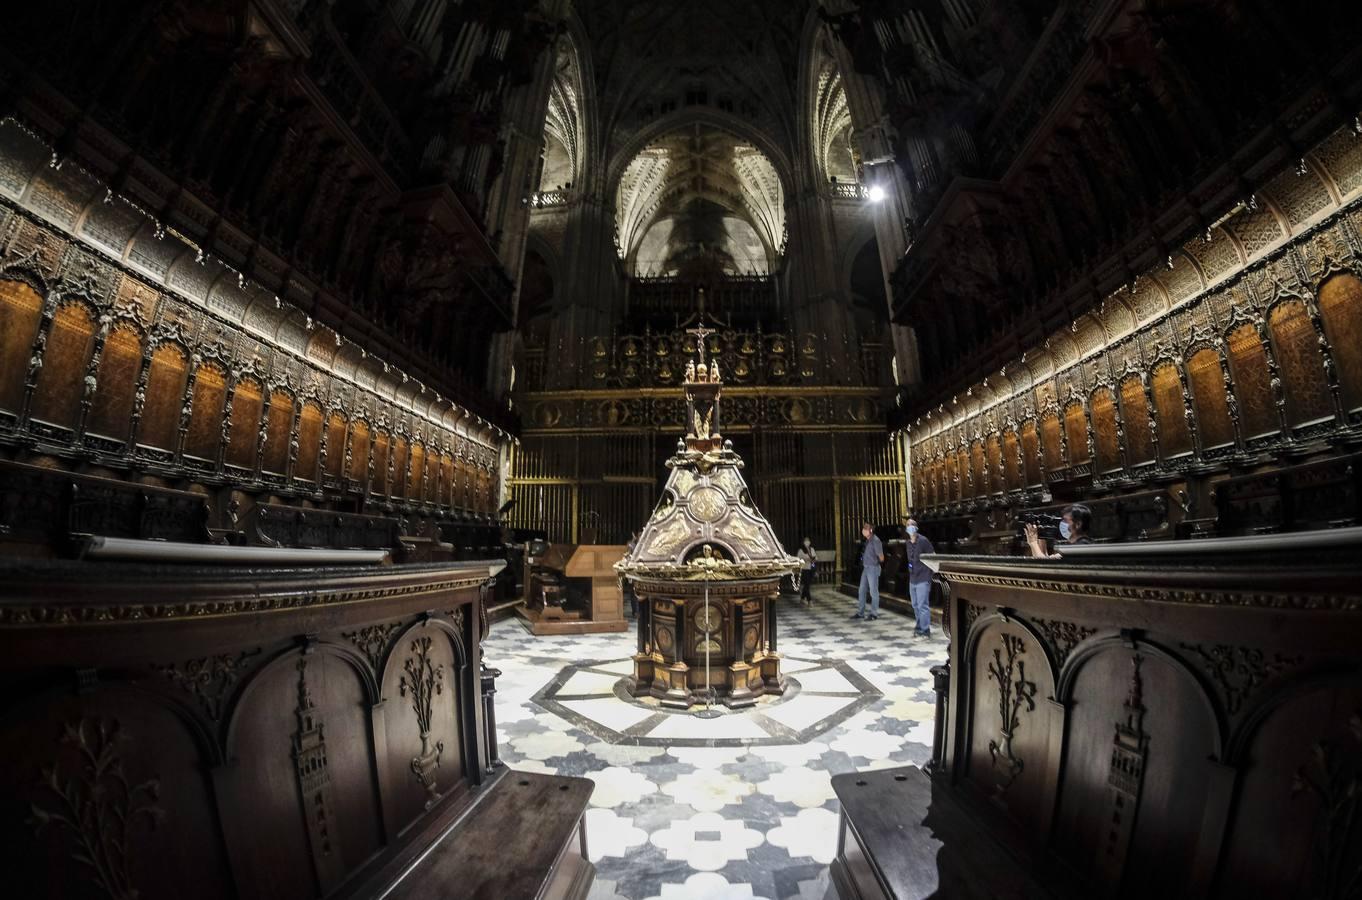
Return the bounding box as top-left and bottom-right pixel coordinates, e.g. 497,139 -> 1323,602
907,525 -> 918,537
1059,521 -> 1072,540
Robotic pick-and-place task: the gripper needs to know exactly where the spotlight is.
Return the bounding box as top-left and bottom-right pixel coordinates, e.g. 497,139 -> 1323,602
867,185 -> 886,203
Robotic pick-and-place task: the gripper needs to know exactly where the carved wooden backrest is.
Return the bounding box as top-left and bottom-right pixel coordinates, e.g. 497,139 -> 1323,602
1318,273 -> 1362,413
1268,299 -> 1332,427
0,279 -> 43,413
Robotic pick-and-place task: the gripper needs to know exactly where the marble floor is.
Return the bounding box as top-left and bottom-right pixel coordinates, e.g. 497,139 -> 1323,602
484,587 -> 947,900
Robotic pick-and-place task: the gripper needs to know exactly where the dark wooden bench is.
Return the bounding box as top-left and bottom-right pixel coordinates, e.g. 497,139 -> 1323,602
0,457 -> 212,555
831,766 -> 1060,900
1214,451 -> 1361,534
378,769 -> 594,900
244,501 -> 417,559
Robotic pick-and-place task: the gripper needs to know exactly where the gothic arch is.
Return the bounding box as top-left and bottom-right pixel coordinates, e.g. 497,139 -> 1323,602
606,107 -> 795,203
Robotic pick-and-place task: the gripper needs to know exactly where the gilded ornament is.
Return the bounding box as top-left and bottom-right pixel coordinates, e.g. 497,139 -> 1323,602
646,515 -> 691,556
687,486 -> 727,522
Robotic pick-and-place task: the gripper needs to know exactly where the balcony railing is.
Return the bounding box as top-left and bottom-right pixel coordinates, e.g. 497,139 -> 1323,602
528,190 -> 571,208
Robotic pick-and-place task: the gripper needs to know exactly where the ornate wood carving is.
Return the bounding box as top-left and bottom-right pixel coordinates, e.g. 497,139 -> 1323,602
1293,711 -> 1362,900
28,719 -> 164,900
1032,617 -> 1097,668
1179,643 -> 1306,716
986,633 -> 1037,796
342,621 -> 403,673
399,635 -> 446,809
156,648 -> 261,722
292,656 -> 345,892
1098,653 -> 1149,885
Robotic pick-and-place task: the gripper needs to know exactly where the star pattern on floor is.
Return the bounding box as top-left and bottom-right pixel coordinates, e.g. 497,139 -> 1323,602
531,652 -> 880,746
484,587 -> 947,900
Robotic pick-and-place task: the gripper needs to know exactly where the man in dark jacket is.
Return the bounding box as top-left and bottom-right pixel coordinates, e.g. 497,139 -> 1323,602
853,521 -> 884,620
903,516 -> 935,639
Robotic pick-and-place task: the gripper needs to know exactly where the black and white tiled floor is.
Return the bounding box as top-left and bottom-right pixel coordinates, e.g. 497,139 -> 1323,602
485,588 -> 947,900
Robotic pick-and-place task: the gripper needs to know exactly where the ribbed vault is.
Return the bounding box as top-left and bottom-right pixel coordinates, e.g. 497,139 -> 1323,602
615,126 -> 784,276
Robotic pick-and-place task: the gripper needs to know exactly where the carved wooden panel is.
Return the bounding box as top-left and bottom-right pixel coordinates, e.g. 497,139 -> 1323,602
1041,413 -> 1063,471
185,364 -> 227,460
1269,300 -> 1333,427
1318,273 -> 1362,412
970,441 -> 986,497
966,624 -> 1052,836
88,326 -> 141,441
141,345 -> 189,451
296,402 -> 323,483
393,436 -> 410,499
1120,377 -> 1154,464
1021,421 -> 1041,485
372,431 -> 391,496
0,279 -> 43,412
411,442 -> 427,501
1188,348 -> 1234,449
1227,324 -> 1277,438
1052,647 -> 1218,895
381,627 -> 467,833
262,392 -> 292,475
1002,430 -> 1022,490
1215,683 -> 1362,898
1091,388 -> 1121,471
4,694 -> 235,899
348,420 -> 370,482
1064,403 -> 1089,464
326,413 -> 347,478
440,454 -> 455,506
226,379 -> 263,468
32,304 -> 95,428
986,435 -> 1003,494
1152,363 -> 1192,456
222,650 -> 387,898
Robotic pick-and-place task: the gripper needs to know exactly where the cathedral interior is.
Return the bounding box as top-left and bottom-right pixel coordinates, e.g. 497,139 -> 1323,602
1,1 -> 1360,898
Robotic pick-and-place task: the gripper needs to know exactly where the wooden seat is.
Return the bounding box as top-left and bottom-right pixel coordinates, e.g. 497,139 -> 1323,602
380,770 -> 594,900
831,766 -> 1059,900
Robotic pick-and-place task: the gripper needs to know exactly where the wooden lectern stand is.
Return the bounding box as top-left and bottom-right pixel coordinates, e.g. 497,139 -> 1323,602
518,544 -> 629,635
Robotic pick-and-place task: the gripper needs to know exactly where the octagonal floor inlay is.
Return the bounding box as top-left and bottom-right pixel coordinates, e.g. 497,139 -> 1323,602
531,655 -> 881,747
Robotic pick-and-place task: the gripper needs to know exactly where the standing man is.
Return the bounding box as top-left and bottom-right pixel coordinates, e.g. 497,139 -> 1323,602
853,522 -> 884,620
903,516 -> 935,640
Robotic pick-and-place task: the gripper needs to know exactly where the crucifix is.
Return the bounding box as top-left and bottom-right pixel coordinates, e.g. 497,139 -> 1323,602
686,321 -> 716,368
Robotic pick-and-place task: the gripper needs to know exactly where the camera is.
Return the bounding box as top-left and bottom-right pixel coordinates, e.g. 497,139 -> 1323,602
1017,512 -> 1063,542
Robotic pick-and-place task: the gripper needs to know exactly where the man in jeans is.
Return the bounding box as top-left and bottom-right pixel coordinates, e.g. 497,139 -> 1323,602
903,515 -> 935,639
852,522 -> 884,620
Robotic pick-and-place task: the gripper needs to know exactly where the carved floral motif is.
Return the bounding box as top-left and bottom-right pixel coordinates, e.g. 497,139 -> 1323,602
342,621 -> 403,672
1179,643 -> 1306,716
986,633 -> 1037,796
157,648 -> 261,721
399,635 -> 446,808
1032,617 -> 1097,667
29,719 -> 163,900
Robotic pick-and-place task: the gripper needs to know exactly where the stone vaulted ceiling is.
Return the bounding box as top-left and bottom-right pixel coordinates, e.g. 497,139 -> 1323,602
616,127 -> 785,276
573,0 -> 809,151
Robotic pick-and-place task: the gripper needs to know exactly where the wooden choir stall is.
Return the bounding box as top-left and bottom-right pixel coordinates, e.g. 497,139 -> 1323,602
0,555 -> 596,900
831,529 -> 1362,900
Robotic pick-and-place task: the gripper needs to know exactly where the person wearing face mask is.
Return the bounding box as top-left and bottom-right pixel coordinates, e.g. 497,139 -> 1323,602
902,516 -> 935,640
853,522 -> 885,620
796,537 -> 817,606
1025,503 -> 1094,558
